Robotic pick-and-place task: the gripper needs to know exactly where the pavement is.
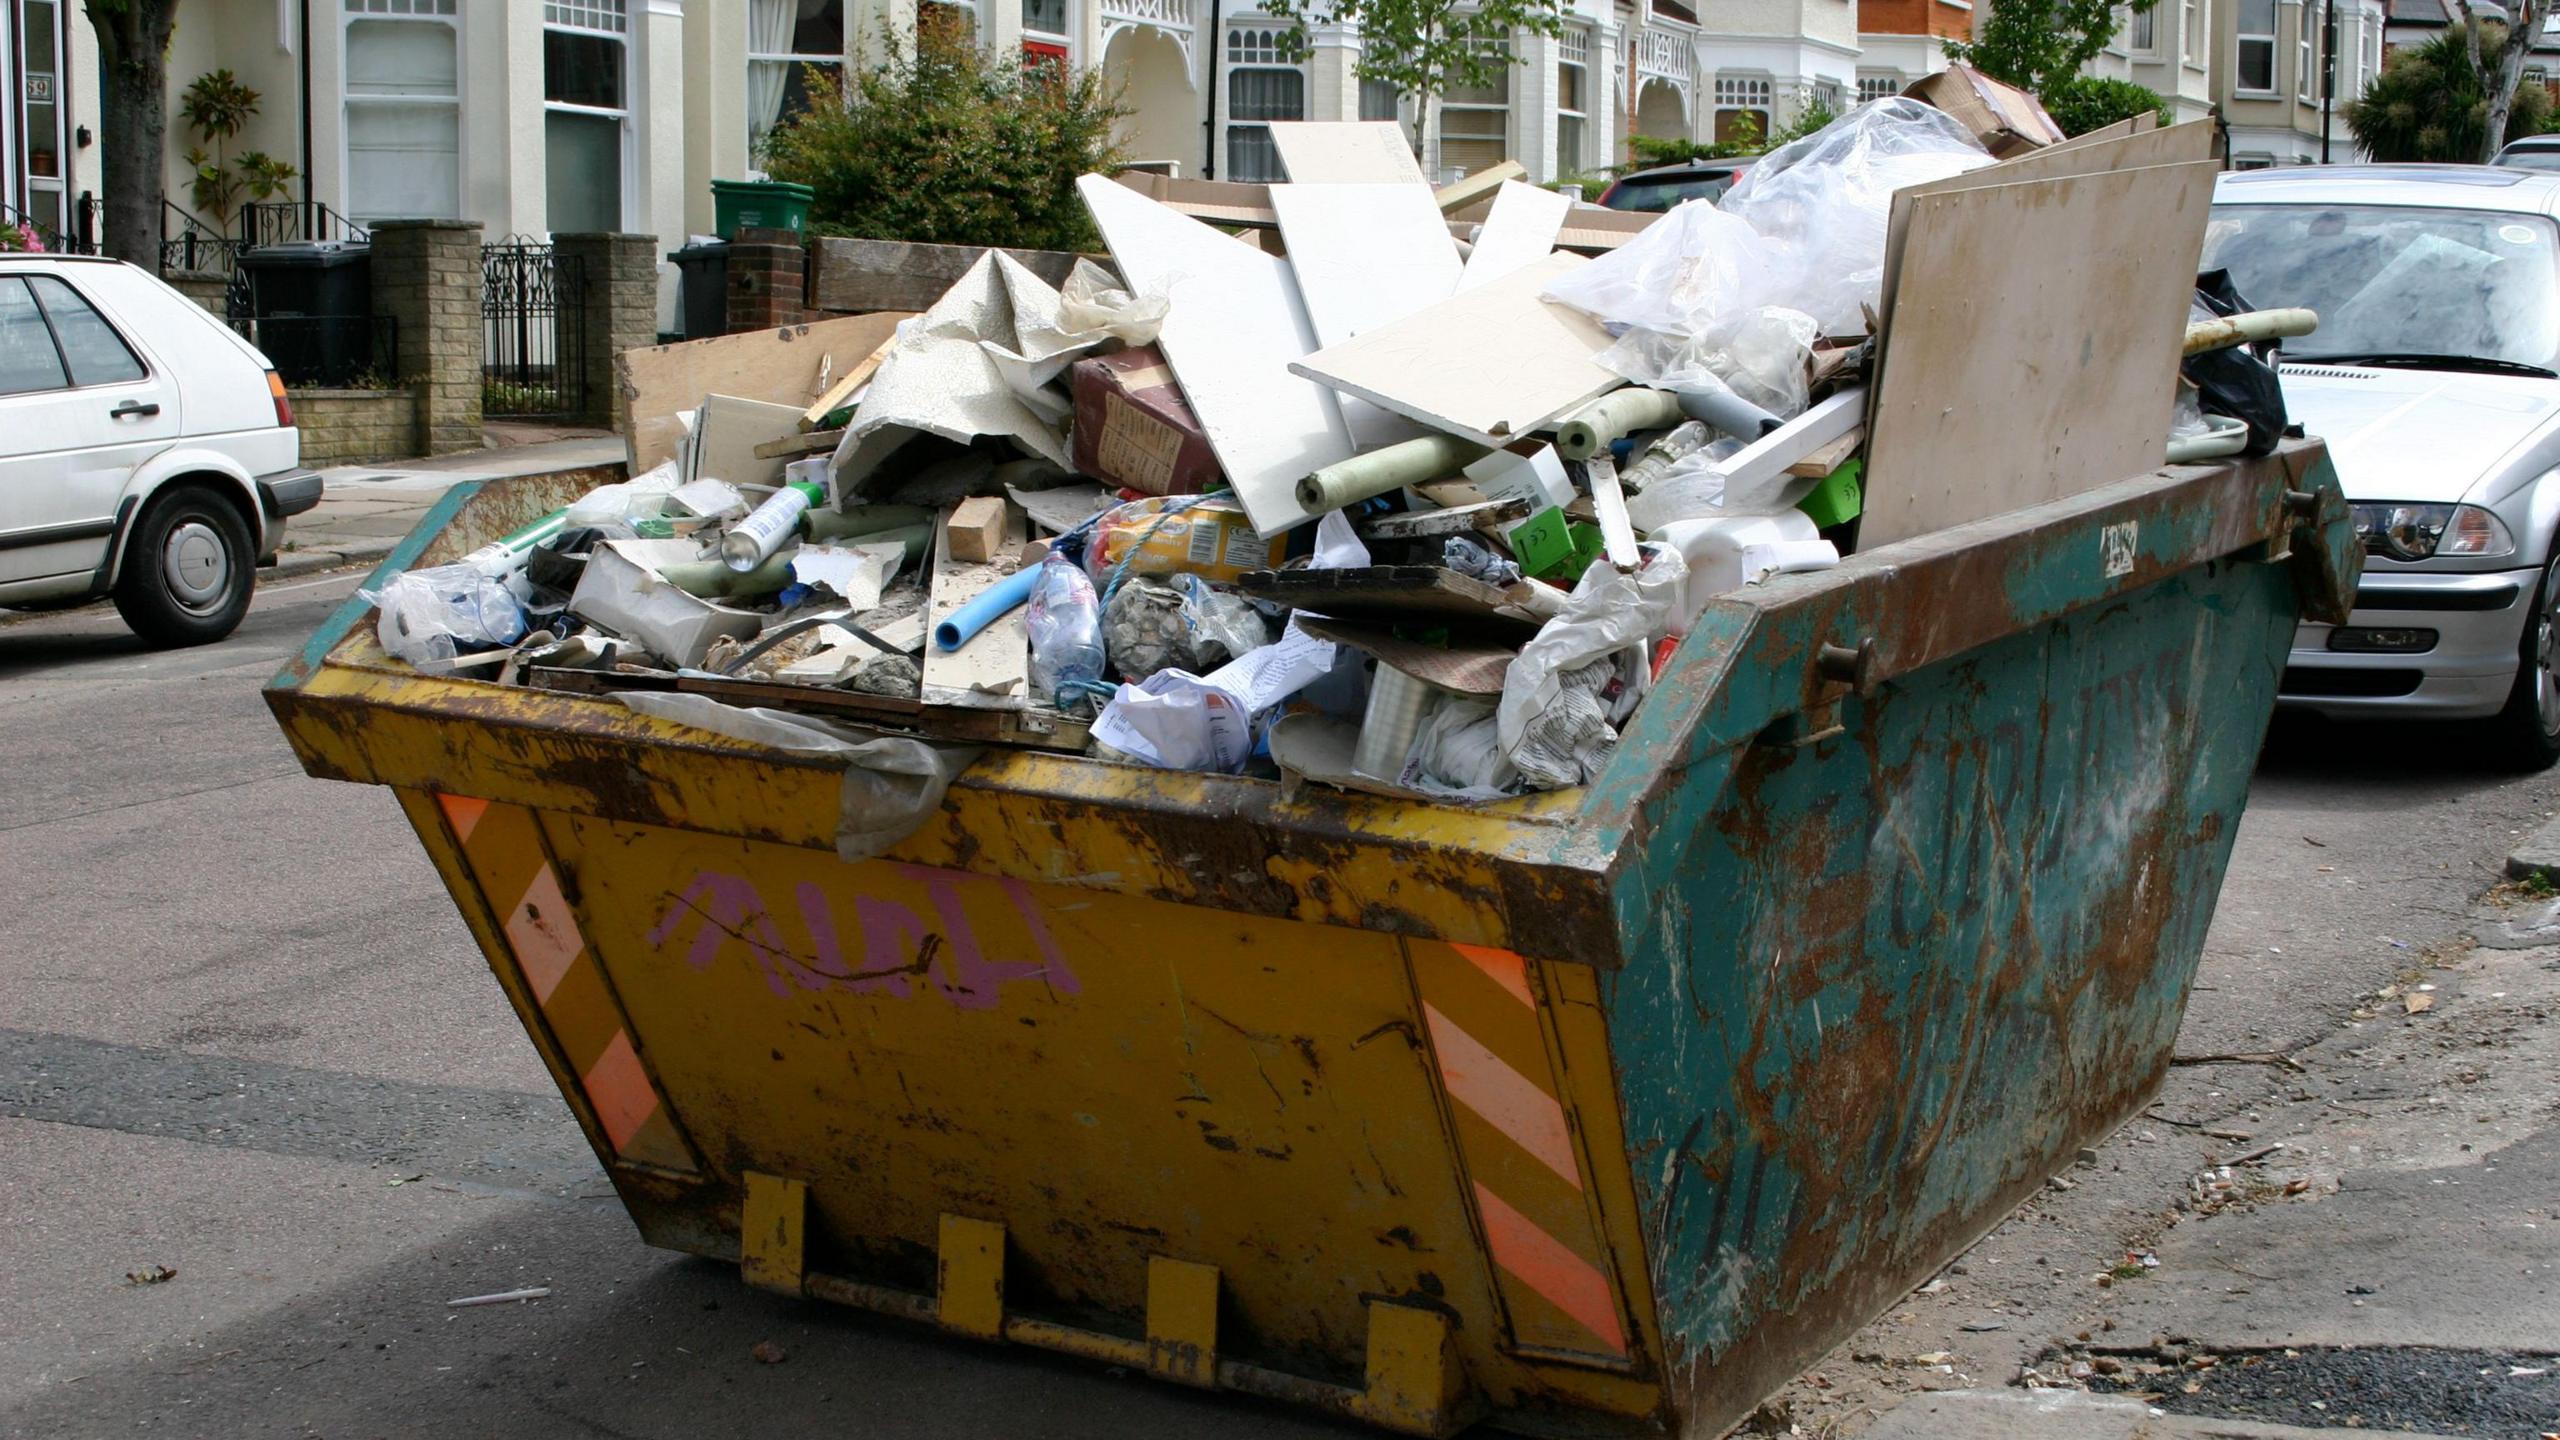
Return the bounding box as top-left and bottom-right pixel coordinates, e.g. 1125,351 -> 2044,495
269,430 -> 625,578
2,556 -> 2558,1437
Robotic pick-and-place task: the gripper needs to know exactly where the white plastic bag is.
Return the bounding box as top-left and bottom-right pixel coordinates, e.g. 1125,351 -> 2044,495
361,563 -> 528,673
1497,547 -> 1688,790
1545,100 -> 1991,407
1597,306 -> 1821,418
564,460 -> 682,529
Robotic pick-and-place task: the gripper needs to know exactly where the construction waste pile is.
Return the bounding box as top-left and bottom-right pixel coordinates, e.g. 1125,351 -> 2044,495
362,78 -> 2268,811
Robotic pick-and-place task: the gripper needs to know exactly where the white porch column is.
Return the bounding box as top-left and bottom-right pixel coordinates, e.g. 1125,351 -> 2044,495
637,0 -> 687,328
1591,17 -> 1621,175
1514,30 -> 1556,182
1309,21 -> 1362,121
494,0 -> 546,236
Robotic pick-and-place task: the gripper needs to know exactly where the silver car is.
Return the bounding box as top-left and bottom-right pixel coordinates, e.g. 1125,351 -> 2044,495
2210,165 -> 2560,768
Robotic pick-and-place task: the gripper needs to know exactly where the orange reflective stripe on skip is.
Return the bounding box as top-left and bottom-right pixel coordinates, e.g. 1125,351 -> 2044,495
434,791 -> 695,1175
504,864 -> 583,1004
1450,941 -> 1536,1009
581,1030 -> 659,1154
1422,1002 -> 1583,1189
1474,1181 -> 1628,1354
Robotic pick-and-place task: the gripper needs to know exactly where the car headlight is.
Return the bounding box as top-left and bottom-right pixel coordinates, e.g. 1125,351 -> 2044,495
2348,502 -> 2517,561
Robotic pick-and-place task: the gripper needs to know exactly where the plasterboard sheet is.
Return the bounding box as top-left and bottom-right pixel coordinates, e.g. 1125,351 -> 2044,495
1861,160 -> 2218,550
1268,181 -> 1460,448
1289,251 -> 1618,450
1881,120 -> 2216,321
920,503 -> 1030,711
1078,174 -> 1354,538
1458,181 -> 1572,292
1267,122 -> 1429,185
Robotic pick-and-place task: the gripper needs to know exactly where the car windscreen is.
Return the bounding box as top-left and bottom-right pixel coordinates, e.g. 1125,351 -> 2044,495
1604,174 -> 1738,212
2501,149 -> 2560,172
2204,202 -> 2560,369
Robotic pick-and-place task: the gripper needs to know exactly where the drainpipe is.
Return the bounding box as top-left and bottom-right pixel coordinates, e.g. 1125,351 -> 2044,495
300,0 -> 315,234
1203,0 -> 1222,178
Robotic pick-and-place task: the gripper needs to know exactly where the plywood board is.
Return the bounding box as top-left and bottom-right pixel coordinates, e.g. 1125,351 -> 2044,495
1458,181 -> 1572,292
1268,181 -> 1459,447
1078,174 -> 1354,538
1861,161 -> 2218,550
1268,122 -> 1429,184
920,503 -> 1030,711
1881,120 -> 2216,322
1289,251 -> 1618,450
617,312 -> 909,473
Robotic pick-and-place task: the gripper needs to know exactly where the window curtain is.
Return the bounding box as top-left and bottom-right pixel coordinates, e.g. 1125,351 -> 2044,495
747,0 -> 796,158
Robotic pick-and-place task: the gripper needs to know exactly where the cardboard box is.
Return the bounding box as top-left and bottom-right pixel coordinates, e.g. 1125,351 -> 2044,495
1070,345 -> 1223,497
1901,66 -> 2066,158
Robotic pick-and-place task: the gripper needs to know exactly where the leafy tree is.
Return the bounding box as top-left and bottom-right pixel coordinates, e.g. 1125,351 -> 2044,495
1257,0 -> 1571,157
2346,23 -> 2553,162
1766,91 -> 1838,147
2039,76 -> 2172,136
2456,0 -> 2548,163
1945,0 -> 2160,94
87,0 -> 183,266
760,28 -> 1126,252
180,70 -> 297,228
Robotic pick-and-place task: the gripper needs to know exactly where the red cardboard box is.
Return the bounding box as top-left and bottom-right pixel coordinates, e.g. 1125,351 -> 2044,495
1070,345 -> 1223,497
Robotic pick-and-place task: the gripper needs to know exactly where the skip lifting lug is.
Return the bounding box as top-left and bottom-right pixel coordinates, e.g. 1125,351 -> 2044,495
1816,638 -> 1879,693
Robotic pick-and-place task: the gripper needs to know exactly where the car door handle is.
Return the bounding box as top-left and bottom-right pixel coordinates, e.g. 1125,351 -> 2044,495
110,400 -> 160,419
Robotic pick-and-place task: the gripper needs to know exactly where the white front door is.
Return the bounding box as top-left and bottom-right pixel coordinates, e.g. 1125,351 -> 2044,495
0,272 -> 181,586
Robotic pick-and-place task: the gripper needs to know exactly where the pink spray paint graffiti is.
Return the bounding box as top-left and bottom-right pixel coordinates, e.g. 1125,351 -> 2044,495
645,863 -> 1081,1010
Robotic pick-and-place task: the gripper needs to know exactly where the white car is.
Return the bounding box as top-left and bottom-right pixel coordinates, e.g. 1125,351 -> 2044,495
0,254 -> 315,646
2209,165 -> 2560,768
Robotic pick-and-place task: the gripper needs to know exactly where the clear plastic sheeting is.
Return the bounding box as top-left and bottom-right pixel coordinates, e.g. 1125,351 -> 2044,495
1597,306 -> 1822,419
361,564 -> 528,673
1545,100 -> 1991,410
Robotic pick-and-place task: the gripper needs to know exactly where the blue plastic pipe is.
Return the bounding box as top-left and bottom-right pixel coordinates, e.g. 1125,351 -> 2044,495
933,565 -> 1040,652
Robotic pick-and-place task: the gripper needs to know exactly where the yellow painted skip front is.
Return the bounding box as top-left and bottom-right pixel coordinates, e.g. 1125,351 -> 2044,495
396,782 -> 1667,1432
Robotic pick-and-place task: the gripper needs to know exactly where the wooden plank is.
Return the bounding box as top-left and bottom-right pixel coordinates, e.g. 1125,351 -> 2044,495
920,503 -> 1031,711
616,312 -> 909,474
753,427 -> 843,459
1267,181 -> 1460,448
1112,171 -> 1278,227
1433,160 -> 1528,216
1289,251 -> 1618,450
798,336 -> 897,430
1268,122 -> 1428,184
1784,426 -> 1864,478
1079,174 -> 1354,538
1457,181 -> 1572,292
1234,566 -> 1546,639
807,237 -> 1082,315
1861,162 -> 2218,550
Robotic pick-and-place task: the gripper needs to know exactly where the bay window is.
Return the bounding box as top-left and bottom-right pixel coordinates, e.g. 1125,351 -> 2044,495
344,0 -> 462,223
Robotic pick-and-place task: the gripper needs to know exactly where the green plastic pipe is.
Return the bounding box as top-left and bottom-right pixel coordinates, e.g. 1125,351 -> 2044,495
658,522 -> 932,600
1296,434 -> 1493,512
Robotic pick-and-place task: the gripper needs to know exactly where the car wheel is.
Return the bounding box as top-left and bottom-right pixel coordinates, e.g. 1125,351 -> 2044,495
112,485 -> 255,648
2488,548 -> 2560,771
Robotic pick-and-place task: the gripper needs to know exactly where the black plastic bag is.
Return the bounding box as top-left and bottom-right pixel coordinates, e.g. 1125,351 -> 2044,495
2184,269 -> 2290,457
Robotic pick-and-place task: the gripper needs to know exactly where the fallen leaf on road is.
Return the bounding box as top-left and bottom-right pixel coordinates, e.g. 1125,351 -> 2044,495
123,1264 -> 176,1286
1911,1351 -> 1955,1366
2405,992 -> 2435,1014
387,1173 -> 425,1187
752,1340 -> 787,1365
1960,1320 -> 2007,1332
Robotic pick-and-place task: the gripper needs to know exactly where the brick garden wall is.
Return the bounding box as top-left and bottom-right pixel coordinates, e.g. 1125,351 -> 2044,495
289,387 -> 423,467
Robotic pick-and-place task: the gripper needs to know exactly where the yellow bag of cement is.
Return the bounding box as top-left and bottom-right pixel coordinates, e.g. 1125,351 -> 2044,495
1084,495 -> 1291,587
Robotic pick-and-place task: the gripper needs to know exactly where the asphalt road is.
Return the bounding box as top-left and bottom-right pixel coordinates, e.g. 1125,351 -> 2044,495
3,569 -> 2555,1440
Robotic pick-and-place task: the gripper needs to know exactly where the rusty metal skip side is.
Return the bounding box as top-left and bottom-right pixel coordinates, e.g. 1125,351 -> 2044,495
1598,550 -> 2303,1431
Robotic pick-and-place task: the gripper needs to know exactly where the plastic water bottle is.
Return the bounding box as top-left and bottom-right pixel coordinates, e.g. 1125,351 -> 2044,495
719,479 -> 825,572
1026,552 -> 1105,708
